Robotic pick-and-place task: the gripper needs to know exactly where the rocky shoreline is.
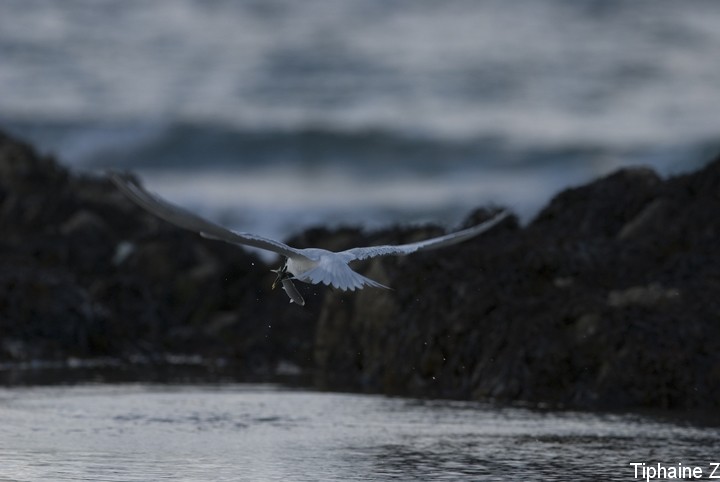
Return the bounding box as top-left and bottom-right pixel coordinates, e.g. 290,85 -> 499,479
1,129 -> 719,410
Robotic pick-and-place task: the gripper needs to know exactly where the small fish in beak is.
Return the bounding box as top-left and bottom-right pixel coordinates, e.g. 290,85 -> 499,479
280,278 -> 305,306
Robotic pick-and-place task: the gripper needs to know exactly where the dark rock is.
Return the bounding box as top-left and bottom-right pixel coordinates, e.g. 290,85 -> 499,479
0,264 -> 109,360
532,166 -> 662,240
2,127 -> 720,411
312,156 -> 720,410
0,130 -> 318,377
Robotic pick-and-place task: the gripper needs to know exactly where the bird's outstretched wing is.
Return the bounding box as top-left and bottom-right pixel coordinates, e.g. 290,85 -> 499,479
341,210 -> 509,262
109,171 -> 305,259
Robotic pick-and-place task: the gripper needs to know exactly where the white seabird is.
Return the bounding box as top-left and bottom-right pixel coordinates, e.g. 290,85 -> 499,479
109,172 -> 509,306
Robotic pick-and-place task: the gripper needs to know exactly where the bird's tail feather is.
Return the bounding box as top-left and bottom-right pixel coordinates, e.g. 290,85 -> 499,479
297,264 -> 390,291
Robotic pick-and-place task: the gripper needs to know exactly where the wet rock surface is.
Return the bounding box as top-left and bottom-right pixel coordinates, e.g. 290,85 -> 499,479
316,163 -> 720,410
1,129 -> 720,410
0,131 -> 318,382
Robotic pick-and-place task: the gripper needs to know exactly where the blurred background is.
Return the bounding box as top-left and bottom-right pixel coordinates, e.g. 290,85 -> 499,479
2,0 -> 720,240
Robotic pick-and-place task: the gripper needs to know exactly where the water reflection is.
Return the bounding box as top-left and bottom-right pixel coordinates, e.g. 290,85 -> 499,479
0,385 -> 718,481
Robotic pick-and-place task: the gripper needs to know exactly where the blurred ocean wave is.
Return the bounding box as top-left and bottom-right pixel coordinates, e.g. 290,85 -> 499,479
2,0 -> 720,239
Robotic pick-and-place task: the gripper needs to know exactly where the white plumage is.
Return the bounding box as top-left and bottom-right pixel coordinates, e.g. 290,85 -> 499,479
110,172 -> 508,306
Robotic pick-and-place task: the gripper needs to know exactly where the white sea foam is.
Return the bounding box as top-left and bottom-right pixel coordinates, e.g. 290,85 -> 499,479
1,0 -> 718,242
2,1 -> 720,145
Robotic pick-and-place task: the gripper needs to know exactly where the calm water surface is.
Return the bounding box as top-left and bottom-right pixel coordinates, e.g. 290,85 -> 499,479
0,384 -> 718,481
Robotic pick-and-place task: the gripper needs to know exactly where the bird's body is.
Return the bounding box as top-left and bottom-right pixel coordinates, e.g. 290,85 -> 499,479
109,172 -> 508,306
287,248 -> 389,291
286,250 -> 322,278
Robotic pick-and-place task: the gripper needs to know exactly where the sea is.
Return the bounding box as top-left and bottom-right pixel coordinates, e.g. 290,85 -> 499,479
1,384 -> 719,481
2,0 -> 720,241
3,3 -> 720,479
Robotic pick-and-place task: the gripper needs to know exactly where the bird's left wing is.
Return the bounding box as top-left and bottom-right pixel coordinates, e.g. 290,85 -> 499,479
109,171 -> 305,259
341,210 -> 509,262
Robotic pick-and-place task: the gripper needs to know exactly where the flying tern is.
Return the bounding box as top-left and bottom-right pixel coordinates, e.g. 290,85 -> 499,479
109,172 -> 509,306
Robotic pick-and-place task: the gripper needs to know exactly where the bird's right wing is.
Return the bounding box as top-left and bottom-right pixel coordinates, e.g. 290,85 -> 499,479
341,210 -> 509,262
109,171 -> 305,259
